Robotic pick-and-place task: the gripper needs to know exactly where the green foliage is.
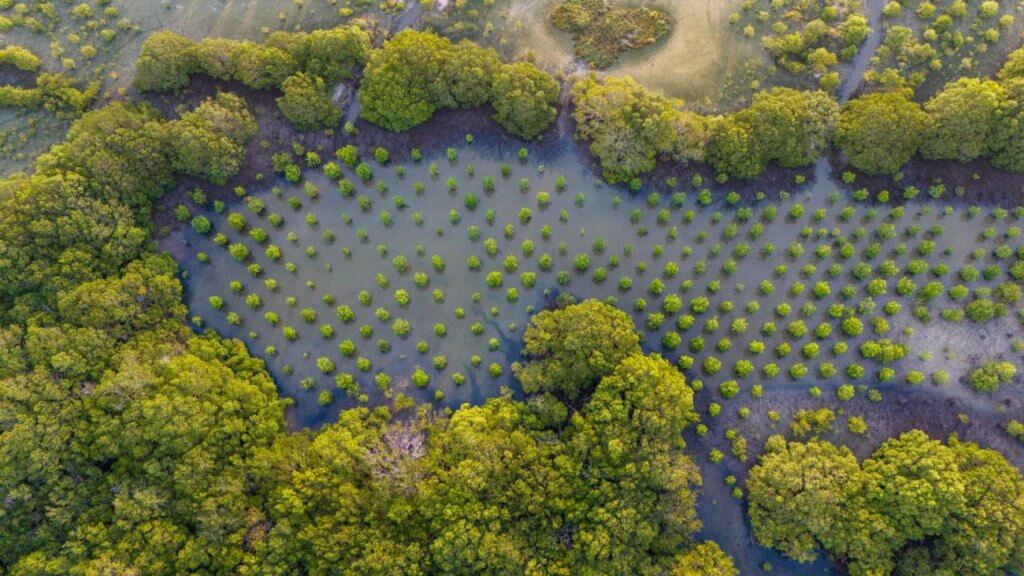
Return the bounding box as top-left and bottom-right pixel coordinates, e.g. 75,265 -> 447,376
266,26 -> 374,85
747,431 -> 1024,575
730,0 -> 870,83
360,31 -> 557,138
136,27 -> 370,93
514,299 -> 640,399
0,72 -> 99,119
277,72 -> 341,131
969,360 -> 1017,392
261,325 -> 710,575
735,87 -> 838,169
574,77 -> 841,181
134,30 -> 198,92
550,0 -> 670,68
670,541 -> 739,575
0,87 -> 737,573
0,45 -> 41,71
491,62 -> 560,139
572,74 -> 705,182
706,115 -> 762,179
834,91 -> 930,175
36,102 -> 174,219
991,79 -> 1024,171
168,92 -> 257,185
921,78 -> 1006,162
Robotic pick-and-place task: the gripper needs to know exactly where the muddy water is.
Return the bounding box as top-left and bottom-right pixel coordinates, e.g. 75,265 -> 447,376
176,138 -> 1024,575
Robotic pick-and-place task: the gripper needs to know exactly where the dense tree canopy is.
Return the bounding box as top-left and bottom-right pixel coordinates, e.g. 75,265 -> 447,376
262,301 -> 707,575
277,72 -> 341,131
135,27 -> 369,132
747,431 -> 1024,575
670,541 -> 739,576
136,26 -> 370,93
359,30 -> 559,138
10,20 -> 1024,576
833,91 -> 930,175
736,87 -> 838,169
514,298 -> 641,399
570,44 -> 1024,180
705,115 -> 762,180
167,92 -> 258,185
921,78 -> 1006,162
359,30 -> 451,131
990,78 -> 1024,171
572,74 -> 699,182
573,76 -> 839,181
35,102 -> 174,220
490,61 -> 560,139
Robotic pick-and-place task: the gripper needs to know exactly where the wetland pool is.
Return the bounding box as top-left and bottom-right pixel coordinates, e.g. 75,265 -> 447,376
172,141 -> 1024,575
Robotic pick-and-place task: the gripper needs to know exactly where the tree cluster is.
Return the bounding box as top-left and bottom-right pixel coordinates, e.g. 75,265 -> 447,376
747,431 -> 1024,575
0,72 -> 99,118
0,44 -> 41,71
135,26 -> 371,131
2,93 -> 254,316
835,70 -> 1024,174
359,30 -> 559,139
573,75 -> 836,183
9,22 -> 1024,574
261,299 -> 730,575
574,48 -> 1024,182
0,88 -> 268,574
550,0 -> 670,69
729,0 -> 870,89
0,87 -> 732,575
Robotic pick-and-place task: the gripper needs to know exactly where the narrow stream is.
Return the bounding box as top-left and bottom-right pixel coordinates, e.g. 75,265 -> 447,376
839,0 -> 885,103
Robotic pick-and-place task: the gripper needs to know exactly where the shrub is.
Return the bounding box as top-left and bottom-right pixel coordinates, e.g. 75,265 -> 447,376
491,62 -> 560,139
277,73 -> 340,131
970,361 -> 1017,393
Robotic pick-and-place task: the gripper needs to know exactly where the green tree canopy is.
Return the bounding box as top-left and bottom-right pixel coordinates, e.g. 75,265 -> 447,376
833,91 -> 931,175
736,87 -> 838,168
168,92 -> 257,185
670,541 -> 739,576
572,74 -> 684,182
359,30 -> 455,132
514,299 -> 641,399
921,78 -> 1007,162
990,78 -> 1024,172
277,72 -> 341,131
490,61 -> 560,139
747,432 -> 1024,575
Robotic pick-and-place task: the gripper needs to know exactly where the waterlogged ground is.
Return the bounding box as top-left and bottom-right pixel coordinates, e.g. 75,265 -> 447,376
173,141 -> 1024,574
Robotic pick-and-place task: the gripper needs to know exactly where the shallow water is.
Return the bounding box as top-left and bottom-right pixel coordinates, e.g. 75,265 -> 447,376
175,140 -> 1024,574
